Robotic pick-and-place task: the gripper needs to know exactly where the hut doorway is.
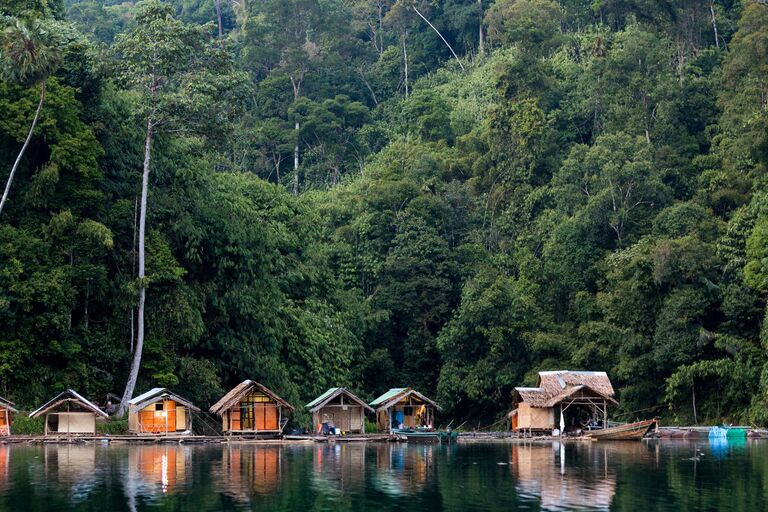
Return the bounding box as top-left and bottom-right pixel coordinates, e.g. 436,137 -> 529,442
239,399 -> 279,431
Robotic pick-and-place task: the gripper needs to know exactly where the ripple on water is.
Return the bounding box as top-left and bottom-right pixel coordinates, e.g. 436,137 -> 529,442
0,438 -> 764,511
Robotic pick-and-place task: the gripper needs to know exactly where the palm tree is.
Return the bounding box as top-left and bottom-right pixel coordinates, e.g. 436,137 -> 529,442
0,17 -> 63,217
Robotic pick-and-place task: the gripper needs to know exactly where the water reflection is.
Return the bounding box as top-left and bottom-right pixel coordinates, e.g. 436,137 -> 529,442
218,445 -> 282,502
123,445 -> 190,510
41,445 -> 100,504
311,443 -> 366,495
0,439 -> 766,511
513,443 -> 618,511
373,443 -> 435,497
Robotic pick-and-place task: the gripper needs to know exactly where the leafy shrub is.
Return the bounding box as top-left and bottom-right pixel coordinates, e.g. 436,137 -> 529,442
11,415 -> 44,435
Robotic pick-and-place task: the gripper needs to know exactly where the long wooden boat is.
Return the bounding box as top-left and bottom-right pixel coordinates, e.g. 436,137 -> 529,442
393,428 -> 458,444
584,419 -> 656,441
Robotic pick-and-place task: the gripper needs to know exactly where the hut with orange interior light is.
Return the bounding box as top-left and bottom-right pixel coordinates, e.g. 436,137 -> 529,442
30,389 -> 108,435
0,397 -> 16,436
370,388 -> 441,434
508,370 -> 618,434
127,388 -> 200,435
210,380 -> 294,435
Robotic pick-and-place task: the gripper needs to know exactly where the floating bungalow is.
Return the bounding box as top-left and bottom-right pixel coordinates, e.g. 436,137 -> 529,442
508,370 -> 618,434
30,389 -> 108,435
0,397 -> 16,436
370,388 -> 441,434
305,388 -> 373,434
210,380 -> 294,434
127,388 -> 200,435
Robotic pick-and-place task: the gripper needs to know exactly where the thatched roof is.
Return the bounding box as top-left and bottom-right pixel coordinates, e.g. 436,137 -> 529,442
209,380 -> 294,415
306,388 -> 374,413
128,388 -> 201,412
29,389 -> 108,419
514,371 -> 617,408
370,388 -> 441,412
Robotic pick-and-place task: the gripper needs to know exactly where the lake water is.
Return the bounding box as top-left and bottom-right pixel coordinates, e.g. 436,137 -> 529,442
0,439 -> 763,511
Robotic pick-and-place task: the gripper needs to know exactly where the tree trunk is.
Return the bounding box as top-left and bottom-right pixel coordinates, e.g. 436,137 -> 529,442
413,7 -> 464,71
478,0 -> 484,54
710,2 -> 720,49
117,117 -> 153,417
215,0 -> 223,39
378,1 -> 385,57
293,120 -> 300,195
0,81 -> 45,217
402,31 -> 409,98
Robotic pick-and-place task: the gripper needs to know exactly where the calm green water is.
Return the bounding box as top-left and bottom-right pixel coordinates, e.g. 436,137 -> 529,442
0,439 -> 763,511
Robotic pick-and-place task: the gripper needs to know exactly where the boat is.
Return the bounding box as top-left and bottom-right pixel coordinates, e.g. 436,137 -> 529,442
393,428 -> 458,443
709,426 -> 747,439
583,419 -> 656,441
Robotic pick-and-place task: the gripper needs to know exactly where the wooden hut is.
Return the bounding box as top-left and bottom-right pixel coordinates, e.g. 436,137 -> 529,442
305,388 -> 373,434
210,380 -> 294,434
370,388 -> 440,434
30,389 -> 108,435
0,397 -> 16,436
508,371 -> 618,434
127,388 -> 200,435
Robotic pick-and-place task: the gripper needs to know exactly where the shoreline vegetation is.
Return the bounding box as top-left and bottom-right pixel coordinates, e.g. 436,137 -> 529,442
3,0 -> 768,429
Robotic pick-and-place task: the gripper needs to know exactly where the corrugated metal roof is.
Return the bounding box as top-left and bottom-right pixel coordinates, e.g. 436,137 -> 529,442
128,388 -> 201,412
305,388 -> 340,409
29,389 -> 108,418
370,388 -> 407,407
128,388 -> 166,405
305,388 -> 374,413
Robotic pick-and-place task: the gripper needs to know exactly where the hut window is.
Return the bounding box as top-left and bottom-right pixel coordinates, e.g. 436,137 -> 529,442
155,403 -> 164,411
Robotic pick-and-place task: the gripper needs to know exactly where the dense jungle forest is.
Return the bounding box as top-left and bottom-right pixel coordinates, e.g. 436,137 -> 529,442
1,0 -> 768,427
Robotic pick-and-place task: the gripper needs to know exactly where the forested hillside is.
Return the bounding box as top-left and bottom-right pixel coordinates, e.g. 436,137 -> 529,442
1,0 -> 767,426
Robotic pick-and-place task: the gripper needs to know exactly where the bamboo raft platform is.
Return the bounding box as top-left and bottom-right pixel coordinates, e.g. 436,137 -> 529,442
0,433 -> 401,444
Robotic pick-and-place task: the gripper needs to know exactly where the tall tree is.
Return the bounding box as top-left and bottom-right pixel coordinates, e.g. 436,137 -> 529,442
0,17 -> 65,217
112,0 -> 243,415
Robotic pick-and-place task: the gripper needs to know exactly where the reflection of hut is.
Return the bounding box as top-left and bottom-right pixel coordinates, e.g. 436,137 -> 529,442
311,444 -> 366,495
128,446 -> 189,494
127,388 -> 200,435
0,446 -> 8,490
373,444 -> 433,496
305,388 -> 373,434
30,389 -> 108,435
508,371 -> 618,434
513,444 -> 617,511
0,397 -> 17,436
210,380 -> 293,434
221,446 -> 282,500
43,444 -> 98,490
370,388 -> 440,433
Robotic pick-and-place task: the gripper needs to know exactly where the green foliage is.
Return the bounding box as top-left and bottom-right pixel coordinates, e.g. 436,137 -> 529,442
11,415 -> 44,435
96,418 -> 129,435
1,0 -> 767,430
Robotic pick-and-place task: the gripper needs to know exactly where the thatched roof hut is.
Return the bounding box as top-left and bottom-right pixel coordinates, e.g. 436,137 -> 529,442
210,380 -> 293,434
509,371 -> 618,433
30,389 -> 108,435
306,388 -> 373,434
127,388 -> 200,435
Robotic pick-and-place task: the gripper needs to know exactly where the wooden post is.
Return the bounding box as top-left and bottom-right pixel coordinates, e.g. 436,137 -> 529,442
164,400 -> 168,435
